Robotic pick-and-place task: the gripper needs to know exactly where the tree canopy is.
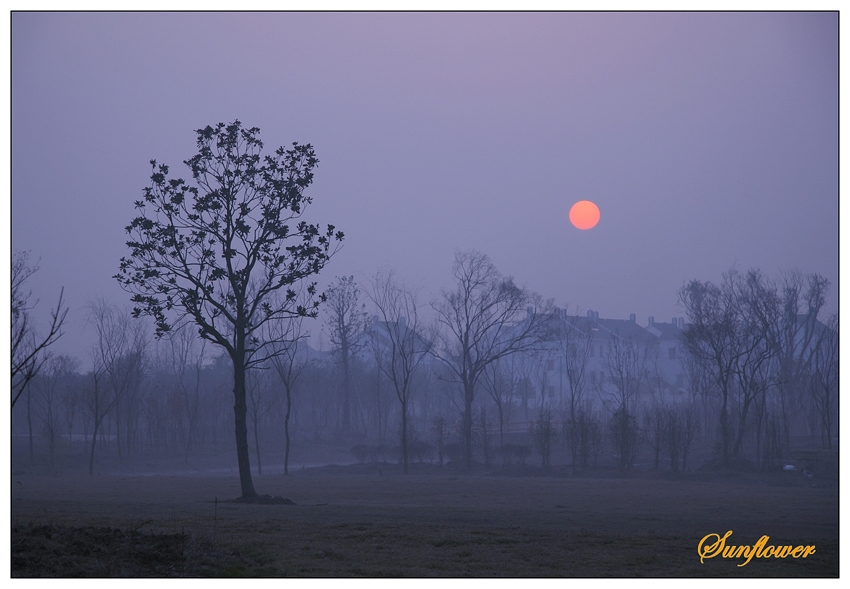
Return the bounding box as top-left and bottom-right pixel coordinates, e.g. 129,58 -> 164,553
115,121 -> 342,498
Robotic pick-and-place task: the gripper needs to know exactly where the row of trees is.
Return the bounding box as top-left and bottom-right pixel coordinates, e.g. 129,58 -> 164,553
12,121 -> 837,498
679,269 -> 837,468
14,260 -> 836,478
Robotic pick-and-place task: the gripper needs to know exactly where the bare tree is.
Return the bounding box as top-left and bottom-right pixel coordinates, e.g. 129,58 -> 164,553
85,299 -> 147,474
531,350 -> 554,410
33,355 -> 80,468
162,326 -> 207,463
643,403 -> 666,470
474,406 -> 495,468
431,250 -> 551,471
481,357 -> 514,460
532,406 -> 556,468
808,313 -> 837,449
265,311 -> 310,475
431,415 -> 447,467
680,272 -> 744,467
325,276 -> 369,434
729,270 -> 782,458
603,334 -> 648,414
62,369 -> 82,455
680,268 -> 812,467
246,368 -> 277,475
678,401 -> 700,471
367,270 -> 433,474
603,334 -> 647,470
776,272 -> 829,446
556,310 -> 594,472
574,407 -> 602,470
115,121 -> 342,500
11,251 -> 68,408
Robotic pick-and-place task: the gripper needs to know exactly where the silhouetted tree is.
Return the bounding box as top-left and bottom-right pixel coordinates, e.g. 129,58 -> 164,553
679,273 -> 741,467
776,272 -> 830,448
116,121 -> 342,499
325,276 -> 368,434
643,403 -> 666,470
246,368 -> 276,475
556,309 -> 594,473
481,357 -> 514,461
432,250 -> 551,470
609,406 -> 640,471
681,268 -> 793,467
11,251 -> 68,408
574,407 -> 602,470
808,313 -> 837,449
84,299 -> 146,475
431,415 -> 447,467
367,270 -> 433,474
730,270 -> 782,458
603,333 -> 647,470
33,355 -> 80,468
265,309 -> 310,475
474,406 -> 495,468
162,326 -> 207,463
532,406 -> 555,468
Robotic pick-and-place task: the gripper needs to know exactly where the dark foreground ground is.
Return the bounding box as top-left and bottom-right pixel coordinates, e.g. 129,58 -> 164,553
10,463 -> 839,577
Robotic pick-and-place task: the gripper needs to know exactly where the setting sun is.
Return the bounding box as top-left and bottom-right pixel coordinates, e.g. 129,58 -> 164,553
569,200 -> 600,230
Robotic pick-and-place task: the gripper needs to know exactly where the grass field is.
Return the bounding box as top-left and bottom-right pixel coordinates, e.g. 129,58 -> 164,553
10,462 -> 839,577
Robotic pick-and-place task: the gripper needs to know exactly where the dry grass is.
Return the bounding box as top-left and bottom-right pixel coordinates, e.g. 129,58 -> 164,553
10,465 -> 838,577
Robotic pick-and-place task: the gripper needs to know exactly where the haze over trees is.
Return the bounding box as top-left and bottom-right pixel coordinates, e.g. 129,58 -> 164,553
12,252 -> 837,482
114,121 -> 343,500
8,122 -> 835,484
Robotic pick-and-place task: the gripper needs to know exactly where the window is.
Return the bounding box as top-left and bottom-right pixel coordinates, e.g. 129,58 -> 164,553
546,359 -> 555,371
546,386 -> 555,398
675,373 -> 684,387
589,345 -> 594,358
668,347 -> 677,360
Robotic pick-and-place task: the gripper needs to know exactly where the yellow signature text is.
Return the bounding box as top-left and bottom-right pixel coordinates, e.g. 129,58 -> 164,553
698,531 -> 816,567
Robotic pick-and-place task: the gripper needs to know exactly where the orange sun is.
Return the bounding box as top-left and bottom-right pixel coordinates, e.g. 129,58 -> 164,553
569,200 -> 600,230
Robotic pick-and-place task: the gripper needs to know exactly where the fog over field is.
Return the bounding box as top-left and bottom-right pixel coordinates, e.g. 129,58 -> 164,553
9,10 -> 839,578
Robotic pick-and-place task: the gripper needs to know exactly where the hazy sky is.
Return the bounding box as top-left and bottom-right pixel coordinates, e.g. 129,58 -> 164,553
11,11 -> 839,360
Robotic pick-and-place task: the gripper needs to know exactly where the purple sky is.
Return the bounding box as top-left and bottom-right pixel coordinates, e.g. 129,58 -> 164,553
11,12 -> 839,361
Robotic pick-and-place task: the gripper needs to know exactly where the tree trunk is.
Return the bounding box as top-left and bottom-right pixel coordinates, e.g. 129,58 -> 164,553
232,352 -> 257,499
463,382 -> 474,471
115,411 -> 123,462
375,372 -> 383,444
823,388 -> 832,449
184,413 -> 194,464
341,339 -> 351,433
89,419 -> 101,475
732,394 -> 753,456
401,400 -> 409,474
253,417 -> 263,476
496,398 -> 505,465
284,386 -> 292,476
569,399 -> 578,474
719,385 -> 730,467
26,387 -> 34,463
